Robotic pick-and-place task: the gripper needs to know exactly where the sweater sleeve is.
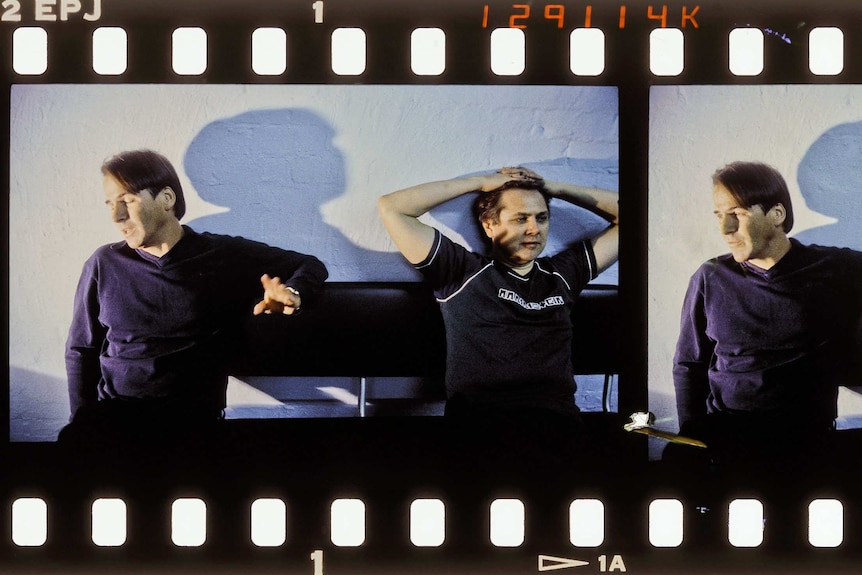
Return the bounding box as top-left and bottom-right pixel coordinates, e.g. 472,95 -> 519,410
275,250 -> 328,309
672,267 -> 713,428
64,256 -> 107,417
226,235 -> 328,309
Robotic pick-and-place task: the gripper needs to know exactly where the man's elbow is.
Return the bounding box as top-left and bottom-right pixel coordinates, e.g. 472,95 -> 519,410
376,194 -> 393,217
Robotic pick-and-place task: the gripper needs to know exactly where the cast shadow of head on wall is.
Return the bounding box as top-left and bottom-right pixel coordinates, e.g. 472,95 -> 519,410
794,120 -> 862,250
182,108 -> 418,281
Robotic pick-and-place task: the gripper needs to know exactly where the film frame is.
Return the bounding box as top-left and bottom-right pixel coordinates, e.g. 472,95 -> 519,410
3,1 -> 862,574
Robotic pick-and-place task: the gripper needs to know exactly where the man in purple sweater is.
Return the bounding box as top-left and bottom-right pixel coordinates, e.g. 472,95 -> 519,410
671,161 -> 862,466
60,149 -> 327,445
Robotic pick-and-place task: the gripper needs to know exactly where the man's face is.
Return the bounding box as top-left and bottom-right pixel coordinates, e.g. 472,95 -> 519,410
482,188 -> 549,268
712,183 -> 780,264
103,174 -> 173,251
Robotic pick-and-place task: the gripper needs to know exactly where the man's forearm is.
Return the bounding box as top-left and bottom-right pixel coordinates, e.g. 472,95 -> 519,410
378,175 -> 487,218
672,367 -> 710,428
378,169 -> 548,264
545,181 -> 619,224
65,352 -> 101,417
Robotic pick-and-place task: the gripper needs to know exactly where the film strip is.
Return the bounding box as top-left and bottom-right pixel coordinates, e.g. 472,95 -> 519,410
3,1 -> 862,574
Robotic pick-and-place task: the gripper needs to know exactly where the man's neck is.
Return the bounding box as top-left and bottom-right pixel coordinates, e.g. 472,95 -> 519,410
506,261 -> 535,276
140,223 -> 185,258
747,235 -> 792,270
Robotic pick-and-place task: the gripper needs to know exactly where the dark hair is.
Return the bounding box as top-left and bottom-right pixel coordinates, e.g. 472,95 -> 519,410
101,149 -> 186,220
712,161 -> 793,233
473,182 -> 552,225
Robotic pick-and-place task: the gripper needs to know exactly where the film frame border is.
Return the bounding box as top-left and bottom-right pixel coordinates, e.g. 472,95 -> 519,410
3,1 -> 862,574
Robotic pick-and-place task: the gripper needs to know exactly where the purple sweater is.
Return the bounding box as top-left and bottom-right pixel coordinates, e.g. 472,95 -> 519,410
65,226 -> 327,416
673,239 -> 862,428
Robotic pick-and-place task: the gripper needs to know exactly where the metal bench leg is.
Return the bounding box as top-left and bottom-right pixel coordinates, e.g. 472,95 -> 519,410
602,374 -> 612,413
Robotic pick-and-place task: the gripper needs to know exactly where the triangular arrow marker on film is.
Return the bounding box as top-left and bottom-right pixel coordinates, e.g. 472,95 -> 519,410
538,554 -> 591,571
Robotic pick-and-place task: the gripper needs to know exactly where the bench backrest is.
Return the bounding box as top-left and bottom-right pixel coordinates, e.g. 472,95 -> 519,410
234,282 -> 621,378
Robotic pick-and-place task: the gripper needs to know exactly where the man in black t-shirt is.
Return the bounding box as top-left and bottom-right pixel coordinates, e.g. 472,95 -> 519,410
378,167 -> 618,454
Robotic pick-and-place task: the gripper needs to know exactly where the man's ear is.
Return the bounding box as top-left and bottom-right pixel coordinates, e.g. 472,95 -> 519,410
771,203 -> 787,227
481,218 -> 494,239
160,187 -> 177,211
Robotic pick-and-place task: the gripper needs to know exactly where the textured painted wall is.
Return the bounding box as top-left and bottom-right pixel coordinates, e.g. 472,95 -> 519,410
9,84 -> 619,441
649,85 -> 862,459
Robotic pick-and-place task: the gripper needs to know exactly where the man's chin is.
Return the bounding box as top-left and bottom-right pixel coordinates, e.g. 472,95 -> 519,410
518,245 -> 544,259
493,246 -> 541,267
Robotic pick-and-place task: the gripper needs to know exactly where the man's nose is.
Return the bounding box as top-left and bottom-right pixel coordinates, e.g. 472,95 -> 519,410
525,218 -> 539,234
719,215 -> 736,234
112,203 -> 127,222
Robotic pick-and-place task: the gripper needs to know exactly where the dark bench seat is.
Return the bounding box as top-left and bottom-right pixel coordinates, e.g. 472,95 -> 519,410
230,282 -> 621,417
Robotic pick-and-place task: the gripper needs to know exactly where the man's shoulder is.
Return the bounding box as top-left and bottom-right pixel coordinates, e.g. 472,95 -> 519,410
688,253 -> 738,282
88,241 -> 131,261
416,230 -> 491,297
187,227 -> 273,251
184,226 -> 223,244
75,242 -> 136,279
705,252 -> 736,265
794,239 -> 862,260
544,241 -> 593,267
537,250 -> 577,273
781,240 -> 862,277
418,228 -> 486,268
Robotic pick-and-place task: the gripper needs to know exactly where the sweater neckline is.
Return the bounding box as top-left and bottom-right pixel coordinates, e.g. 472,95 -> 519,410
134,225 -> 197,266
740,238 -> 801,279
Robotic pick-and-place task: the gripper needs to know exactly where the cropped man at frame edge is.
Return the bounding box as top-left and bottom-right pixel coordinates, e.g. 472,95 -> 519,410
61,149 -> 328,447
670,160 -> 862,467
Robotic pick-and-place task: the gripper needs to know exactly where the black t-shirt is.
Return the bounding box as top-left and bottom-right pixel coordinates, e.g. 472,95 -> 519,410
415,230 -> 598,414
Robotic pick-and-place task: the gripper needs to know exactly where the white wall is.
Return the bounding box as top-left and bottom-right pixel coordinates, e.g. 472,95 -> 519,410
649,85 -> 862,458
9,84 -> 618,440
